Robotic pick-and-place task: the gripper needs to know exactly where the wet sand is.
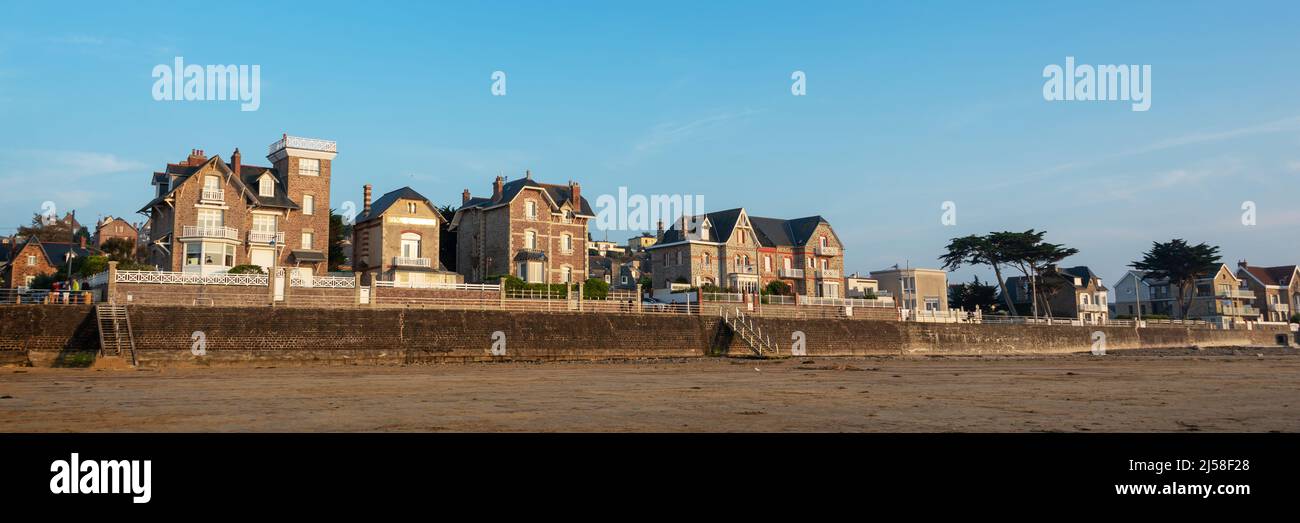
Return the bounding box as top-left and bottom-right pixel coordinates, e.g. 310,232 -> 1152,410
2,348 -> 1299,432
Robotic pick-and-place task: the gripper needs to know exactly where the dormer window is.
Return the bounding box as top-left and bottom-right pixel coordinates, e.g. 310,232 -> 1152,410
259,176 -> 274,197
299,158 -> 320,176
700,223 -> 711,241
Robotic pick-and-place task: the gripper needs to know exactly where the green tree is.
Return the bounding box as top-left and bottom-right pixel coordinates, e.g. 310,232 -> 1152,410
228,264 -> 266,275
328,210 -> 350,271
763,280 -> 792,296
1131,239 -> 1222,320
16,213 -> 75,242
99,237 -> 135,262
940,234 -> 1018,315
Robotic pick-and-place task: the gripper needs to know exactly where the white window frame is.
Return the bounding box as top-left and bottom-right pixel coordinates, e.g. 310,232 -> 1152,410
301,231 -> 314,249
27,255 -> 36,266
259,176 -> 274,197
524,230 -> 537,250
303,195 -> 315,216
526,200 -> 538,220
298,158 -> 320,176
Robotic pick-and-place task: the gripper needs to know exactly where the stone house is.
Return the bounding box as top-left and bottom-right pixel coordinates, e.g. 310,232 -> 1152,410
1004,265 -> 1109,324
647,208 -> 845,296
351,185 -> 461,286
1114,265 -> 1258,327
1236,261 -> 1298,323
0,236 -> 95,288
870,267 -> 949,312
93,216 -> 138,253
450,171 -> 594,284
138,136 -> 336,279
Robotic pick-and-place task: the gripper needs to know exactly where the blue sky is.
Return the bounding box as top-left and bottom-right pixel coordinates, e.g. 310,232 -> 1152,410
2,1 -> 1299,292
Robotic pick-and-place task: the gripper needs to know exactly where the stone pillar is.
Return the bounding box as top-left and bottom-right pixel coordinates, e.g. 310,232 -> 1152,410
106,261 -> 118,305
267,268 -> 277,306
498,280 -> 506,309
354,273 -> 363,306
577,281 -> 584,312
369,278 -> 378,308
635,283 -> 643,314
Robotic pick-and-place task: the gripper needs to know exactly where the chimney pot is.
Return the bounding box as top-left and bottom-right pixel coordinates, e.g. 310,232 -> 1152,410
462,189 -> 472,205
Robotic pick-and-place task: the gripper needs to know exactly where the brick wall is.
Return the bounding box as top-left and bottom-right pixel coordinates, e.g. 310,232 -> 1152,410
0,306 -> 98,365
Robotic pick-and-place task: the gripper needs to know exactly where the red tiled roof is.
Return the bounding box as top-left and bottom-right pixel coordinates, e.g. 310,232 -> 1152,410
1242,265 -> 1298,286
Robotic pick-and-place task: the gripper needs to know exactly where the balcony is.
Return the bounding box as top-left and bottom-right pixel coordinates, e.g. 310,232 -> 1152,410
393,256 -> 433,268
814,246 -> 839,256
1217,304 -> 1259,317
729,264 -> 757,275
181,225 -> 239,241
1079,303 -> 1108,312
247,230 -> 285,245
1217,288 -> 1256,299
816,269 -> 841,279
201,188 -> 224,202
779,268 -> 805,279
1275,303 -> 1290,313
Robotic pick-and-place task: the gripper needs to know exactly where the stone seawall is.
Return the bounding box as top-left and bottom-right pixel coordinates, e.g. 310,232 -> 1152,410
0,305 -> 1291,367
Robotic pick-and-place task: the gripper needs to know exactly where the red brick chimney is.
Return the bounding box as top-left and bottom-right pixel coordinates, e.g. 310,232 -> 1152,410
462,189 -> 471,205
231,147 -> 241,176
186,148 -> 207,166
492,176 -> 504,201
363,184 -> 372,216
569,181 -> 581,209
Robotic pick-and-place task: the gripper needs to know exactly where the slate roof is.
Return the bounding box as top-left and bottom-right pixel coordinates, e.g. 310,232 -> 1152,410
139,156 -> 300,213
659,208 -> 832,248
355,186 -> 434,223
457,177 -> 596,216
1005,265 -> 1107,302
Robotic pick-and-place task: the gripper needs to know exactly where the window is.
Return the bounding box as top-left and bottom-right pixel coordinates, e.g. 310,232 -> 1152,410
302,232 -> 314,249
526,200 -> 538,220
621,276 -> 628,285
764,256 -> 771,272
702,252 -> 711,266
27,255 -> 36,266
524,230 -> 537,249
819,236 -> 827,248
24,275 -> 35,287
562,266 -> 573,283
401,232 -> 421,258
562,234 -> 573,252
185,243 -> 201,266
808,257 -> 814,268
700,224 -> 710,241
304,195 -> 315,215
203,175 -> 220,199
299,158 -> 320,176
198,209 -> 224,228
253,214 -> 277,234
224,245 -> 236,266
783,257 -> 792,270
259,176 -> 274,197
677,251 -> 684,266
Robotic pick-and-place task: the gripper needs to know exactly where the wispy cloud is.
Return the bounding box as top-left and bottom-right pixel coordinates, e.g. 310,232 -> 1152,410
0,150 -> 145,212
612,108 -> 762,168
990,114 -> 1300,190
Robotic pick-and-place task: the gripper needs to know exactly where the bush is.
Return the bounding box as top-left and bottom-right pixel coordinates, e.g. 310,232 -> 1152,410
76,255 -> 108,278
763,280 -> 791,296
1291,313 -> 1300,324
582,278 -> 609,300
228,264 -> 266,275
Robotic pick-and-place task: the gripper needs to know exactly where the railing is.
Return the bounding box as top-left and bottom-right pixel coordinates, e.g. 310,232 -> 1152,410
814,246 -> 839,256
760,294 -> 795,305
803,296 -> 893,308
248,230 -> 285,244
201,188 -> 224,202
0,288 -> 95,305
1079,303 -> 1108,312
1217,305 -> 1259,317
729,265 -> 757,275
1217,288 -> 1256,299
291,275 -> 355,288
816,269 -> 840,279
778,268 -> 804,278
86,271 -> 109,288
392,256 -> 432,268
702,292 -> 744,302
269,135 -> 337,154
1275,303 -> 1291,312
375,280 -> 499,291
181,225 -> 239,240
116,270 -> 268,286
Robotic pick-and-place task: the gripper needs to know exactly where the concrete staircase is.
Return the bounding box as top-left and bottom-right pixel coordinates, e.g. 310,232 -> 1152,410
721,307 -> 775,357
95,304 -> 137,366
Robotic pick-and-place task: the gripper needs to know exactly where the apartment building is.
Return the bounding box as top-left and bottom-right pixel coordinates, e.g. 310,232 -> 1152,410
1113,265 -> 1258,327
1236,261 -> 1299,323
138,135 -> 335,279
627,233 -> 657,253
351,185 -> 460,286
450,172 -> 594,284
647,208 -> 845,296
870,266 -> 948,312
1004,265 -> 1109,324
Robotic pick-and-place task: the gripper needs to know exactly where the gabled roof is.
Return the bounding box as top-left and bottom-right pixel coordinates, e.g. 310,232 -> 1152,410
139,154 -> 299,213
1239,264 -> 1298,287
751,215 -> 830,247
356,186 -> 436,223
457,177 -> 595,216
1004,265 -> 1107,299
658,208 -> 743,244
10,236 -> 96,265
